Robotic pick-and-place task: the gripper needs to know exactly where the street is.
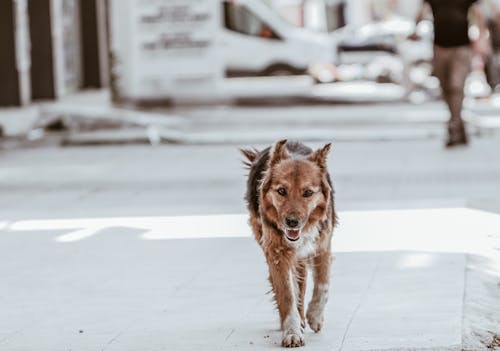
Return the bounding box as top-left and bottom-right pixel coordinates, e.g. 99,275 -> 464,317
2,131 -> 500,218
2,101 -> 500,350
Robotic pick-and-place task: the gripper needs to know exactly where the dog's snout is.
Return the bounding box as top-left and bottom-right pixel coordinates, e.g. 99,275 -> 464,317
285,216 -> 299,228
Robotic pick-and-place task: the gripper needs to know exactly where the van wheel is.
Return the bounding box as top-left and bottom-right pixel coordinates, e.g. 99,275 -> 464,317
263,64 -> 304,77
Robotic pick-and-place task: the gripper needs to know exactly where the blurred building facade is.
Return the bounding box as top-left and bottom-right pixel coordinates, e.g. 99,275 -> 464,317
1,0 -> 30,106
0,0 -> 428,108
1,0 -> 424,107
0,0 -> 108,107
2,0 -> 470,108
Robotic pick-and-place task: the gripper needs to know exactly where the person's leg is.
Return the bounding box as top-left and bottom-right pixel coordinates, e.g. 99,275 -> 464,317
433,46 -> 459,144
446,92 -> 466,130
432,45 -> 449,95
445,46 -> 472,146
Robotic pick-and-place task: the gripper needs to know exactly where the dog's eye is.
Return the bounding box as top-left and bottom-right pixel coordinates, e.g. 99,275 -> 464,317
303,189 -> 314,198
277,187 -> 287,196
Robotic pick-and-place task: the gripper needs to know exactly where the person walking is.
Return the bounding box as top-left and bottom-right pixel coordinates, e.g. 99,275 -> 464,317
416,0 -> 487,147
485,1 -> 500,90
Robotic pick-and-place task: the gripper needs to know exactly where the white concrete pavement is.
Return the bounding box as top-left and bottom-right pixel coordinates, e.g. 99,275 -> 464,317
1,208 -> 499,350
2,138 -> 500,219
2,97 -> 500,350
2,88 -> 500,145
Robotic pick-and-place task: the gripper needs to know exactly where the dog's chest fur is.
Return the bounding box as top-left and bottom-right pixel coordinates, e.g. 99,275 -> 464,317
294,226 -> 320,259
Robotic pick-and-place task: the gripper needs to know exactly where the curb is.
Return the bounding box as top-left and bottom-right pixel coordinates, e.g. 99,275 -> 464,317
61,126 -> 448,146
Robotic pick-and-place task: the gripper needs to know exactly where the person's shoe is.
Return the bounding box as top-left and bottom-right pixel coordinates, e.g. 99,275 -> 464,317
445,125 -> 468,148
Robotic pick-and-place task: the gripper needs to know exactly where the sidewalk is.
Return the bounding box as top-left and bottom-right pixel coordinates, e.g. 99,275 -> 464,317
2,88 -> 500,145
1,208 -> 499,350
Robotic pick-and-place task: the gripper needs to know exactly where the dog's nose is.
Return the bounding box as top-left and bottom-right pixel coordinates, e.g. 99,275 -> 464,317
285,216 -> 299,228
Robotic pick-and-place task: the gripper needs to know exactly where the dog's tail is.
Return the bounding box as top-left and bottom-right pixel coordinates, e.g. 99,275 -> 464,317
240,148 -> 259,169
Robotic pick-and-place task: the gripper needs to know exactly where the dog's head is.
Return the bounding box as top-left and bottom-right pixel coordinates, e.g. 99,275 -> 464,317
260,140 -> 332,243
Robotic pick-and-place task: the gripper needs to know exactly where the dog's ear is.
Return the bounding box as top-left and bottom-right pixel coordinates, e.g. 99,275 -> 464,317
261,140 -> 288,195
268,139 -> 289,168
308,143 -> 332,171
240,148 -> 259,168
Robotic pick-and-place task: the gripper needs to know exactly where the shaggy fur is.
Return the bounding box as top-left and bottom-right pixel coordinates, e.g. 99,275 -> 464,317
241,140 -> 337,348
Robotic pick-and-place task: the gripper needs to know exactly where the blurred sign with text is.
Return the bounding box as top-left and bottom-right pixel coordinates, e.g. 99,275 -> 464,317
108,0 -> 222,103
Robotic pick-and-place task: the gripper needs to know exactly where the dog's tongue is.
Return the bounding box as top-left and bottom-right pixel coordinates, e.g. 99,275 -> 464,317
286,229 -> 300,240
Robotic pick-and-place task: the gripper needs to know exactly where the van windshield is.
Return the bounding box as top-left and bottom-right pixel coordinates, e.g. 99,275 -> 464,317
223,1 -> 281,39
259,1 -> 300,27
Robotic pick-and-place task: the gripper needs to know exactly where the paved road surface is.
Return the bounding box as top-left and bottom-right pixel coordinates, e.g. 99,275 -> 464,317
2,105 -> 500,350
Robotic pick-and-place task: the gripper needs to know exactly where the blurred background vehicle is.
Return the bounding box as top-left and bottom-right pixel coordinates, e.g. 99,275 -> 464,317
222,0 -> 336,77
310,17 -> 439,103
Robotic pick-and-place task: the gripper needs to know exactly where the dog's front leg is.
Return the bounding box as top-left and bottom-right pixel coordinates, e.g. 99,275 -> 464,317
306,251 -> 332,333
296,262 -> 307,329
267,254 -> 305,348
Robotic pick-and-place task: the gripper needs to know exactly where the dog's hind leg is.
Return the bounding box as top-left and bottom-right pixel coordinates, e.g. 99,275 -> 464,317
306,251 -> 332,333
266,253 -> 305,348
295,262 -> 307,330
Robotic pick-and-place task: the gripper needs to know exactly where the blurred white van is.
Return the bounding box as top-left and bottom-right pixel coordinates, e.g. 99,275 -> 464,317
220,0 -> 337,77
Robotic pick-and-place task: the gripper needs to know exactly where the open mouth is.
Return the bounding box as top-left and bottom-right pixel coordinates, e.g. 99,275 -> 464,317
285,229 -> 301,242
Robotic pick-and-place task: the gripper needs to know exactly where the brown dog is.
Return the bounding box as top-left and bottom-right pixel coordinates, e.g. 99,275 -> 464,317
241,140 -> 337,348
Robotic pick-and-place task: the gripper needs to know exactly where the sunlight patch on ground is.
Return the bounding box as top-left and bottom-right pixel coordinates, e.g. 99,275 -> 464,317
7,214 -> 249,242
56,227 -> 103,243
3,208 -> 500,257
335,208 -> 500,256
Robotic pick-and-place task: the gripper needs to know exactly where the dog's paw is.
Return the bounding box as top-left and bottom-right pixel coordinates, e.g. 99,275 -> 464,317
281,331 -> 305,348
306,307 -> 324,333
